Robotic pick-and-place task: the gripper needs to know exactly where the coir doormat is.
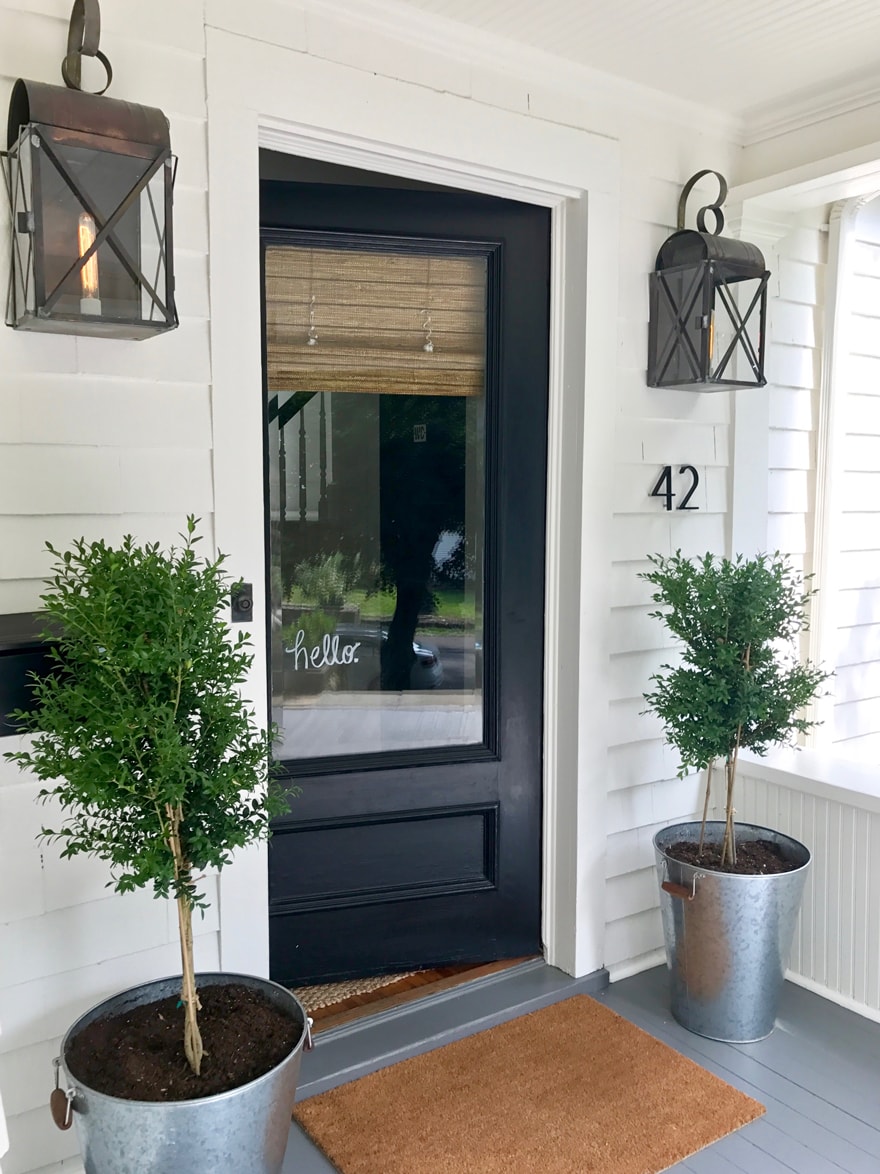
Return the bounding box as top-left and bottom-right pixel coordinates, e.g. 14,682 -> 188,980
294,994 -> 764,1174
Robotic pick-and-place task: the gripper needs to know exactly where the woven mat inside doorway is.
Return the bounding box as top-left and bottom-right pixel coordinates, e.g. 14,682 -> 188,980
291,973 -> 417,1012
294,994 -> 764,1174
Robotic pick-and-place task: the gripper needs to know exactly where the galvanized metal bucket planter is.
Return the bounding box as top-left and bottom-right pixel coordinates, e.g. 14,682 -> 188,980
654,821 -> 811,1043
55,973 -> 310,1174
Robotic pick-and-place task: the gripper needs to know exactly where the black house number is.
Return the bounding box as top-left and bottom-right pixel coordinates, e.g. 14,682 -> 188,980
650,465 -> 700,511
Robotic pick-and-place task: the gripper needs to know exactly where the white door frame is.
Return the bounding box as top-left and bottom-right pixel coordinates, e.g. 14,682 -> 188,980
205,24 -> 618,980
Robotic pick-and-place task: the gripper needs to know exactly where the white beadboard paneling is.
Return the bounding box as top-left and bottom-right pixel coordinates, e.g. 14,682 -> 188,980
739,767 -> 880,1018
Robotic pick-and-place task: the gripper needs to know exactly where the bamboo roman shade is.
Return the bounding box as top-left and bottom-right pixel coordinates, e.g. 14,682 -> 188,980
264,245 -> 487,397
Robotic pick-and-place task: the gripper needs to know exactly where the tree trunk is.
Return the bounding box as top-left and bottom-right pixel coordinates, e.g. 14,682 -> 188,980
165,802 -> 204,1076
176,894 -> 204,1076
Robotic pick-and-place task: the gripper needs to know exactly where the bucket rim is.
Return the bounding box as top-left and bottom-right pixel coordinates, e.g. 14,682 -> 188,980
653,820 -> 812,878
60,971 -> 308,1109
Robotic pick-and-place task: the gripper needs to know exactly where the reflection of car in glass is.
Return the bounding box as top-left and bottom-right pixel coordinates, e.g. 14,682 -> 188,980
284,623 -> 443,691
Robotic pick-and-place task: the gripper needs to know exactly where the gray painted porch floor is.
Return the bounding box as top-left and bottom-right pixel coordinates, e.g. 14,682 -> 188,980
282,961 -> 880,1173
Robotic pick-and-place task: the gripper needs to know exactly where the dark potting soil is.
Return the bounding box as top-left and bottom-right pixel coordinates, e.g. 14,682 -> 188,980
667,838 -> 797,875
65,983 -> 302,1102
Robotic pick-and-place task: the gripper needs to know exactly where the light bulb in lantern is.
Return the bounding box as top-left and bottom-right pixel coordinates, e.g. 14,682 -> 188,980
77,212 -> 102,315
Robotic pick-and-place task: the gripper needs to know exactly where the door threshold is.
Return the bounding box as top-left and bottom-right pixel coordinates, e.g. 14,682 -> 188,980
295,958 -> 609,1101
306,958 -> 534,1033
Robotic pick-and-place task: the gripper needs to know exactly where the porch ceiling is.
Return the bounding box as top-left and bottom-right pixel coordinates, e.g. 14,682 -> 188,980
386,0 -> 880,134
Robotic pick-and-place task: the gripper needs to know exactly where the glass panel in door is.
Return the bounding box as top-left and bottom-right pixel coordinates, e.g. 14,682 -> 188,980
265,242 -> 488,760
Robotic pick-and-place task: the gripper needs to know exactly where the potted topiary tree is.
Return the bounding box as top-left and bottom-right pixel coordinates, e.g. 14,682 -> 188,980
5,518 -> 308,1174
641,550 -> 829,1043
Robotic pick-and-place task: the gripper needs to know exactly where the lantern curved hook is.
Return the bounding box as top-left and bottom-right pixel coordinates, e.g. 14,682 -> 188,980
61,0 -> 113,95
676,169 -> 728,236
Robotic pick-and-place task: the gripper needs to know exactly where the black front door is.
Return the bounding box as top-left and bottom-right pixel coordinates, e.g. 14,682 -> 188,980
261,179 -> 550,984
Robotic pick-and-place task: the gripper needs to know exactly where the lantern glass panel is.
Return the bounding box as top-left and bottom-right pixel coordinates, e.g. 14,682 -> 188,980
648,264 -> 709,387
709,272 -> 765,386
7,125 -> 173,336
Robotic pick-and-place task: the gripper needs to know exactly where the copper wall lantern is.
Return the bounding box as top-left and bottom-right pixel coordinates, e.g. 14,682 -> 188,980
648,170 -> 768,391
2,0 -> 177,339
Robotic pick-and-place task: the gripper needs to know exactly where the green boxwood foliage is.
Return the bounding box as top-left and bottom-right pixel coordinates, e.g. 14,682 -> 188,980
5,517 -> 288,1074
641,550 -> 829,866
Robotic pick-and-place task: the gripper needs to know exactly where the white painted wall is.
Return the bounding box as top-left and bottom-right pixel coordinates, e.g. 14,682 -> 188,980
0,2 -> 746,1171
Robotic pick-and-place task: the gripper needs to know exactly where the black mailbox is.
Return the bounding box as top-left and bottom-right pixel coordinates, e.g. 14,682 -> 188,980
0,613 -> 54,736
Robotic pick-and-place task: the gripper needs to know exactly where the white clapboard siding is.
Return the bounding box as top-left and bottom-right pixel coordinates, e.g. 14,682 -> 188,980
739,766 -> 880,1019
766,226 -> 826,579
820,204 -> 880,761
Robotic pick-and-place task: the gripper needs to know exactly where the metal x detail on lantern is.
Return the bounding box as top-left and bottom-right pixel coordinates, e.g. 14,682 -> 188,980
648,170 -> 768,391
1,0 -> 177,339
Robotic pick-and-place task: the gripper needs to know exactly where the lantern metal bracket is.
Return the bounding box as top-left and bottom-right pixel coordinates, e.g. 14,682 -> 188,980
677,169 -> 728,235
61,0 -> 112,95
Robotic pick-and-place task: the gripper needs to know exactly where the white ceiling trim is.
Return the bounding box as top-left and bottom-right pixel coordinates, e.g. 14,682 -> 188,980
742,70 -> 880,147
311,0 -> 743,142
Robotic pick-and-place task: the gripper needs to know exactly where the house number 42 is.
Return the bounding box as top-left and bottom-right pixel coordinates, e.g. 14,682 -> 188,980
650,465 -> 700,511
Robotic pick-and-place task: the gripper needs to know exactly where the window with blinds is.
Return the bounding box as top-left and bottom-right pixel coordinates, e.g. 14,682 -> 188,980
264,245 -> 487,396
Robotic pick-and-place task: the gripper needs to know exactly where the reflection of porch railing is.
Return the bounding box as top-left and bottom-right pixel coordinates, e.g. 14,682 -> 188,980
738,753 -> 880,1022
268,391 -> 328,522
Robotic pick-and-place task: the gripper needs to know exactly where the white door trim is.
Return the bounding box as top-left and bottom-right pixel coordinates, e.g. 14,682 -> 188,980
205,26 -> 617,979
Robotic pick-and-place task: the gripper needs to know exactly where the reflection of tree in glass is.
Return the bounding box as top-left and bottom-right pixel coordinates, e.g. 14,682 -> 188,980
292,552 -> 365,609
379,395 -> 467,689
